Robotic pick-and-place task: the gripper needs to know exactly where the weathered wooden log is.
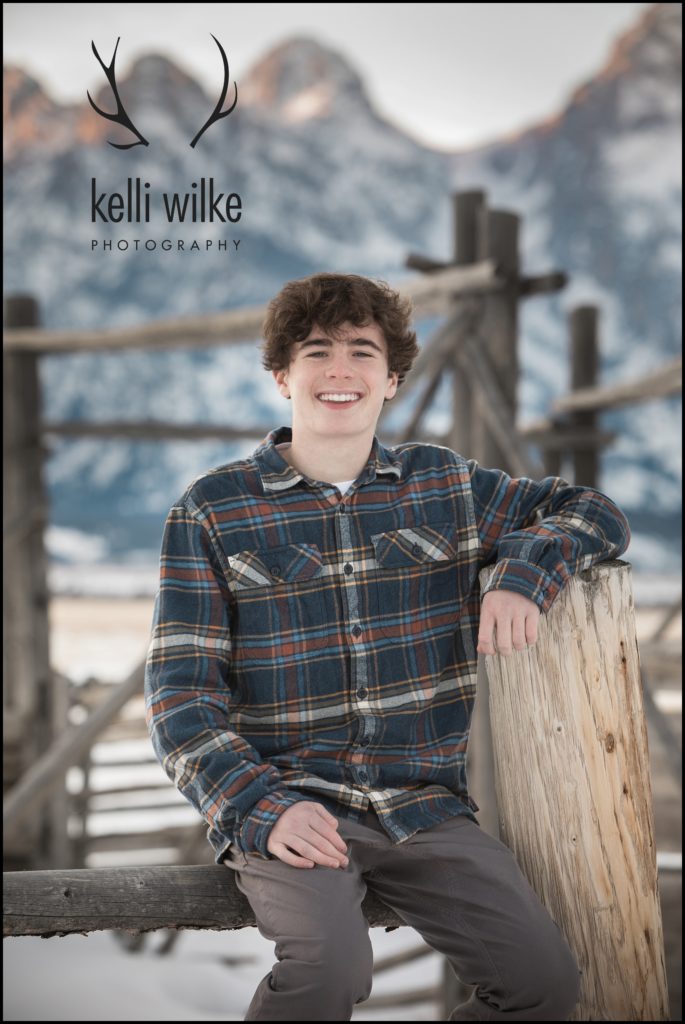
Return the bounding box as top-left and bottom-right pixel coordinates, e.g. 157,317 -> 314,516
458,335 -> 545,479
648,594 -> 682,644
551,356 -> 682,413
40,421 -> 449,446
397,303 -> 479,442
2,864 -> 403,937
2,265 -> 499,354
3,295 -> 55,871
479,559 -> 669,1021
518,420 -> 616,450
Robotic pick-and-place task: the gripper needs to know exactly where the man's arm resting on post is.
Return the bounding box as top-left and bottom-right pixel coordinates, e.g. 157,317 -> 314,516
143,496 -> 347,867
468,460 -> 631,654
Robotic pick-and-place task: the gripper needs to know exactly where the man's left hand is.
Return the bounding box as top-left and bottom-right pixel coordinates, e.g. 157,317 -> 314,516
477,590 -> 540,657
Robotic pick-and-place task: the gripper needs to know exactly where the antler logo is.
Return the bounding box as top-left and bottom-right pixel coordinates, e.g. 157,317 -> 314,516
87,35 -> 238,150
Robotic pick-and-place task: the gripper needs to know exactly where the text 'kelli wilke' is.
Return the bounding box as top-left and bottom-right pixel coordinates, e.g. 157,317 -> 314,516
91,178 -> 243,223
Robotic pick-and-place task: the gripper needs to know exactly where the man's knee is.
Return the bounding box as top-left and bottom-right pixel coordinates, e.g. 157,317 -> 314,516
529,934 -> 582,1019
317,931 -> 375,1004
273,929 -> 374,1010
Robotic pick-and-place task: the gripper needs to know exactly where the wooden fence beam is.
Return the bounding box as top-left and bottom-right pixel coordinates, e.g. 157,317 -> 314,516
40,421 -> 447,446
2,264 -> 500,355
518,420 -> 617,450
43,422 -> 276,442
2,863 -> 403,937
398,359 -> 447,443
551,357 -> 682,413
393,299 -> 481,388
2,304 -> 266,355
400,258 -> 502,307
648,594 -> 682,644
3,660 -> 145,839
377,300 -> 480,433
479,558 -> 669,1021
396,304 -> 481,442
517,270 -> 569,296
458,336 -> 545,479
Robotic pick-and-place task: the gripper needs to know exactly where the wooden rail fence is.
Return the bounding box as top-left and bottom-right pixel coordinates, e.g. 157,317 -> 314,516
3,187 -> 679,1018
3,560 -> 671,1020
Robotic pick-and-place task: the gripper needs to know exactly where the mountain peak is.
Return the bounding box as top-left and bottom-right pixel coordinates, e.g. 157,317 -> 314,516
239,35 -> 370,121
3,65 -> 65,160
88,48 -> 207,111
4,65 -> 52,113
83,49 -> 211,146
122,52 -> 200,92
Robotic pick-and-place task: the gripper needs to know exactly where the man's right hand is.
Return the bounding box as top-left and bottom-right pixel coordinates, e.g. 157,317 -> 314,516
266,801 -> 350,869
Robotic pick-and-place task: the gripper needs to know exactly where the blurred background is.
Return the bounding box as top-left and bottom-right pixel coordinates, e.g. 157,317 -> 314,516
3,2 -> 681,1020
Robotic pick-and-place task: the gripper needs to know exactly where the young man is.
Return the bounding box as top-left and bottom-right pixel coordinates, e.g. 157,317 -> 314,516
145,272 -> 631,1021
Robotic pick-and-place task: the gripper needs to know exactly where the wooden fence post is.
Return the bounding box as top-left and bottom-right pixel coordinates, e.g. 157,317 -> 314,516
472,205 -> 520,470
479,559 -> 669,1021
465,201 -> 522,842
3,295 -> 56,871
569,306 -> 599,487
72,748 -> 93,868
449,190 -> 484,457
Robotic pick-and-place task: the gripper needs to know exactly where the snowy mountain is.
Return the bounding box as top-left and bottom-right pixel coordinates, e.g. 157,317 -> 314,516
3,3 -> 681,578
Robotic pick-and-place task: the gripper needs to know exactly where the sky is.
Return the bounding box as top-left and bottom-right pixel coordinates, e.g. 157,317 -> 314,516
4,2 -> 653,150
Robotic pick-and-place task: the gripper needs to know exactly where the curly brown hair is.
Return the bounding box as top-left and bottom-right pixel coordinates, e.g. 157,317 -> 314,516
260,273 -> 419,399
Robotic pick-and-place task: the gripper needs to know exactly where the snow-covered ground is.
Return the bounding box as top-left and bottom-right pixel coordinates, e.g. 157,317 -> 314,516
3,926 -> 446,1021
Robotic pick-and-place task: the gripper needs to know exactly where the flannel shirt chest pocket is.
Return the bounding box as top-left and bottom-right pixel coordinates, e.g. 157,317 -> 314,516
226,543 -> 329,651
370,521 -> 475,639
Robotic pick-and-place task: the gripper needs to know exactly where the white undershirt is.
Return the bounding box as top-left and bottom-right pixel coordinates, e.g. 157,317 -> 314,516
332,479 -> 355,494
276,442 -> 355,494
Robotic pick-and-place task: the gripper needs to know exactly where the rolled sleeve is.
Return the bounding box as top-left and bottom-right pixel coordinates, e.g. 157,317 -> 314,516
480,558 -> 561,613
469,461 -> 631,612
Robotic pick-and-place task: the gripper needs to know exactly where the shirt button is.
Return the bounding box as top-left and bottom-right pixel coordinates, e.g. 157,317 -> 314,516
352,625 -> 362,637
357,688 -> 367,699
412,544 -> 421,555
339,504 -> 347,513
270,565 -> 280,576
344,563 -> 353,574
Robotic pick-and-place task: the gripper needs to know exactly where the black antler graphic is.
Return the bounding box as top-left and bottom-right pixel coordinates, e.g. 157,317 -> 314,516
190,35 -> 238,148
87,38 -> 149,150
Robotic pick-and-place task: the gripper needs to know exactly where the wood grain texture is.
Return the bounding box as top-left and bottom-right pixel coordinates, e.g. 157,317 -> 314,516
479,559 -> 669,1021
3,863 -> 402,937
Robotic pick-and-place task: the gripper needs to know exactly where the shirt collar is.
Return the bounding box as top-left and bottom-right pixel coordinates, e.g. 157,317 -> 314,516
254,425 -> 402,493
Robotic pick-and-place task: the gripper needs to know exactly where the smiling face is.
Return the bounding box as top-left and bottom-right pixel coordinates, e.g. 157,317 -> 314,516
272,320 -> 399,442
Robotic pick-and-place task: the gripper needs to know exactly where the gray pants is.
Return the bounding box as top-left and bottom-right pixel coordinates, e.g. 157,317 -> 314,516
222,807 -> 581,1021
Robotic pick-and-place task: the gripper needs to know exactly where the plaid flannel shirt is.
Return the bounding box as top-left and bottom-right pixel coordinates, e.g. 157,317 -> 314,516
144,424 -> 631,863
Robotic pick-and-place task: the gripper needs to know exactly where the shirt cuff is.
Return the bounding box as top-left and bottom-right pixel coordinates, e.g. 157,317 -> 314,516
481,558 -> 564,613
236,789 -> 314,858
